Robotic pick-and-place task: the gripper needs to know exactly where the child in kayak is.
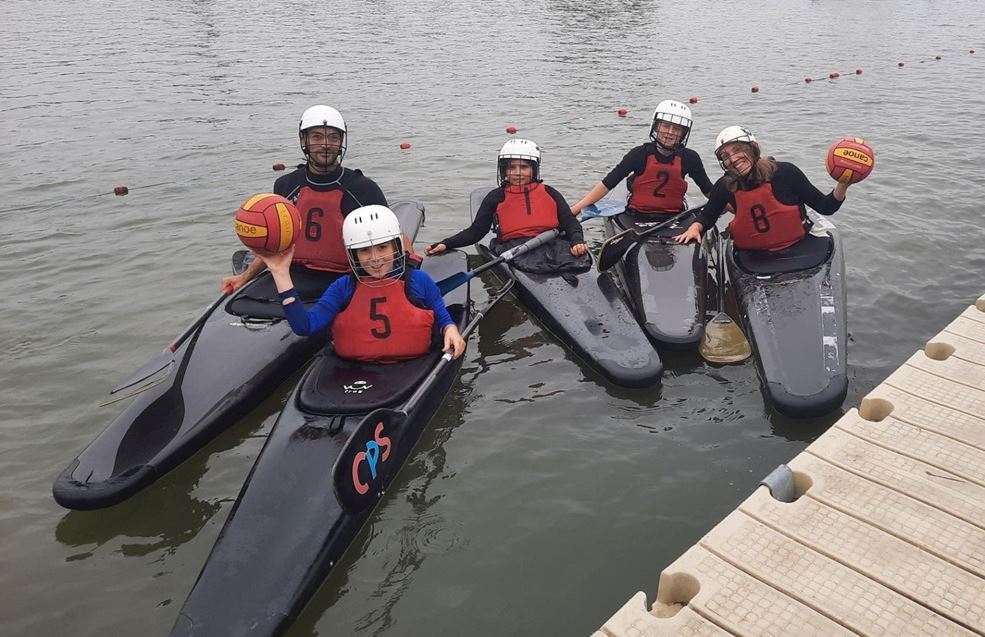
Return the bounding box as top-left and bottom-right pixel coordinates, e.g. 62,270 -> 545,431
253,204 -> 466,363
570,99 -> 714,216
673,126 -> 850,251
424,139 -> 589,271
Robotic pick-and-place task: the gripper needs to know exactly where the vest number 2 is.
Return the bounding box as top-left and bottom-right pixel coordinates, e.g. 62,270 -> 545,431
369,298 -> 391,339
750,204 -> 771,233
651,171 -> 669,198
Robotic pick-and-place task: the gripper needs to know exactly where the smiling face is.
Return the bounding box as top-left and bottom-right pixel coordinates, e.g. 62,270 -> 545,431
355,241 -> 398,279
505,159 -> 535,187
653,120 -> 686,152
718,142 -> 756,176
301,126 -> 344,173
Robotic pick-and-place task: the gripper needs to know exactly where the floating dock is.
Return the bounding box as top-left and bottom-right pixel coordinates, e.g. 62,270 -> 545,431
595,296 -> 985,636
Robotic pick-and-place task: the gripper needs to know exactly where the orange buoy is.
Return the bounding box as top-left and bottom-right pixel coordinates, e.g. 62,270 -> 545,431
898,61 -> 905,67
272,162 -> 286,171
114,185 -> 129,196
855,68 -> 863,75
829,71 -> 840,79
805,76 -> 813,83
689,96 -> 698,104
399,142 -> 411,150
505,126 -> 517,134
617,108 -> 628,117
751,85 -> 759,93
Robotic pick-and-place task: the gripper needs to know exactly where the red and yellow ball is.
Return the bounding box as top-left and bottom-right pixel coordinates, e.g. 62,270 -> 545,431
826,137 -> 875,184
234,193 -> 301,253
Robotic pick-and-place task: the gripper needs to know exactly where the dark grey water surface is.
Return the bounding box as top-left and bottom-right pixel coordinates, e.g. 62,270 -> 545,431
2,0 -> 984,634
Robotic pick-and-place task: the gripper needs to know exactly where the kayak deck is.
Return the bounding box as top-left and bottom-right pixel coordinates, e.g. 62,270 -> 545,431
53,202 -> 425,510
170,251 -> 470,636
726,212 -> 848,417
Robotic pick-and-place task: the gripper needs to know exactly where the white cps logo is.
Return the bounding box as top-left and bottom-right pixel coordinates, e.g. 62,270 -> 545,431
344,380 -> 373,394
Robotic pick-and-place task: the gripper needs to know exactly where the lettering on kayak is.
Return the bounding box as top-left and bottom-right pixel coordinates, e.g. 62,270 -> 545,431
344,380 -> 373,394
352,422 -> 393,495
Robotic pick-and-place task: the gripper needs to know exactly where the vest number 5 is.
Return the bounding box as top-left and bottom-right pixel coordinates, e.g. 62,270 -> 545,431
369,298 -> 392,339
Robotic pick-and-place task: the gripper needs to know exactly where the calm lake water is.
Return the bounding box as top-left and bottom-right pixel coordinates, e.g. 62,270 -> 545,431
2,0 -> 984,634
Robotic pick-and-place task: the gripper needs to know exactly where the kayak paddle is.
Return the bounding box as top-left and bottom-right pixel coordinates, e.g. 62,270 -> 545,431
699,232 -> 751,364
105,250 -> 251,400
435,228 -> 559,295
596,206 -> 702,272
578,198 -> 625,221
332,278 -> 515,513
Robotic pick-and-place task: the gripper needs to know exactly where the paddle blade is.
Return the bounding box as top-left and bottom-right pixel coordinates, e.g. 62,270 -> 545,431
109,352 -> 175,395
597,229 -> 636,272
699,312 -> 752,364
578,199 -> 625,221
436,271 -> 472,295
332,407 -> 408,514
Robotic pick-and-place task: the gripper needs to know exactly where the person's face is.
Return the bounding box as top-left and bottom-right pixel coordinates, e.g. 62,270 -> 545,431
654,121 -> 686,149
302,126 -> 343,173
356,242 -> 397,279
506,159 -> 534,186
719,142 -> 755,176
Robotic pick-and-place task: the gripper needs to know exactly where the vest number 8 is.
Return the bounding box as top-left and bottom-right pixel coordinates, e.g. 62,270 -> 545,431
750,204 -> 771,233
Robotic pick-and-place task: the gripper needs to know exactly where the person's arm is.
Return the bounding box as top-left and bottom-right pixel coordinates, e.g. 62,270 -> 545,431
221,256 -> 265,293
570,146 -> 642,213
410,271 -> 466,358
545,185 -> 588,256
278,275 -> 354,336
683,149 -> 715,197
674,180 -> 731,244
426,190 -> 500,254
785,163 -> 847,215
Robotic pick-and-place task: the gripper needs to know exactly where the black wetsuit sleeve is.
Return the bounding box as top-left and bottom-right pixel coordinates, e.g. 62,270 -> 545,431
694,178 -> 734,229
340,169 -> 388,214
545,185 -> 584,244
779,163 -> 843,215
682,149 -> 714,196
601,146 -> 647,190
441,189 -> 502,249
273,167 -> 306,199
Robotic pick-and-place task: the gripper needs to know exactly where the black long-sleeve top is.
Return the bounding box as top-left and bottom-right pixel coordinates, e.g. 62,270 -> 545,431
601,143 -> 715,196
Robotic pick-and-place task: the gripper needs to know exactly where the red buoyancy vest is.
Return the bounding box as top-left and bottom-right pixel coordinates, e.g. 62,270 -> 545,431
292,187 -> 349,272
496,183 -> 559,241
729,183 -> 807,251
332,277 -> 435,363
627,154 -> 688,214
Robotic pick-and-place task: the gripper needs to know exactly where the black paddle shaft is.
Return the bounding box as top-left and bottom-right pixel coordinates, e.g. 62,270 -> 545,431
597,206 -> 703,272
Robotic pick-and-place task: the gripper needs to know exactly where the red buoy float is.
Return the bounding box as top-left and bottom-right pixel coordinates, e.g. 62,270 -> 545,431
971,49 -> 976,54
855,68 -> 863,75
826,137 -> 875,184
114,185 -> 129,196
399,142 -> 411,150
898,61 -> 905,67
829,71 -> 840,79
617,108 -> 628,117
751,85 -> 759,93
505,126 -> 517,134
935,55 -> 942,60
689,96 -> 698,104
272,162 -> 286,171
805,76 -> 813,83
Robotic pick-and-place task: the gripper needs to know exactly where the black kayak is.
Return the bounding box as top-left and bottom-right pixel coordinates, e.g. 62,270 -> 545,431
170,250 -> 474,636
725,212 -> 848,417
53,203 -> 425,510
603,209 -> 709,349
471,187 -> 663,388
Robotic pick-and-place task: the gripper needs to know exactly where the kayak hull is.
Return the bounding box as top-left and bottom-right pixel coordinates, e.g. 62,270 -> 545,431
170,251 -> 470,636
726,213 -> 848,418
53,203 -> 425,510
603,211 -> 708,349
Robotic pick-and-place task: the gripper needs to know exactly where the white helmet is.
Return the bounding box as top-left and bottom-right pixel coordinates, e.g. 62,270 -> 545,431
714,126 -> 760,170
650,100 -> 693,150
299,104 -> 347,166
497,138 -> 542,184
342,205 -> 405,284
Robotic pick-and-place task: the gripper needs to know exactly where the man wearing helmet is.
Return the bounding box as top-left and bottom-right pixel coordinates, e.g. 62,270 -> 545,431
673,126 -> 850,251
250,205 -> 466,363
221,105 -> 390,295
570,99 -> 714,216
425,139 -> 588,270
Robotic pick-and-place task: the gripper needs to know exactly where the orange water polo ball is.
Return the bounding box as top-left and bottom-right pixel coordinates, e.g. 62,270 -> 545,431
234,193 -> 302,253
826,138 -> 875,184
